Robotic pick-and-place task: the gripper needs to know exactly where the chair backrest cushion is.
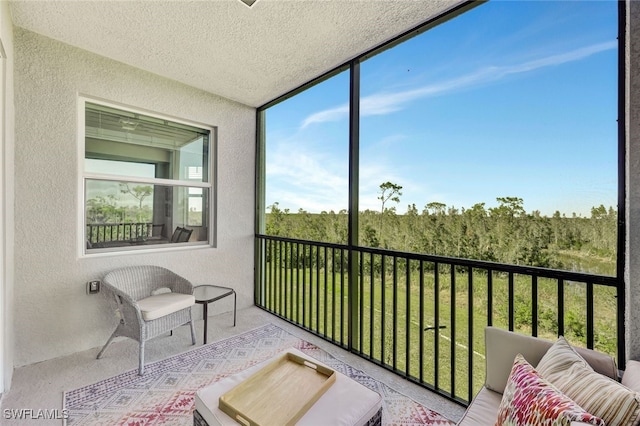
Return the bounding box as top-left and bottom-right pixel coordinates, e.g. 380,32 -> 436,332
177,228 -> 192,242
171,227 -> 184,243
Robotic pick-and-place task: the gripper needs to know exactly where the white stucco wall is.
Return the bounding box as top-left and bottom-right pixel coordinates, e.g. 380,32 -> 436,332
12,28 -> 255,367
0,0 -> 15,392
626,0 -> 640,362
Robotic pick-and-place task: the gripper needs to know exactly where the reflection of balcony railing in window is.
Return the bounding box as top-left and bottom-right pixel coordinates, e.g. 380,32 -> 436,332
86,222 -> 153,244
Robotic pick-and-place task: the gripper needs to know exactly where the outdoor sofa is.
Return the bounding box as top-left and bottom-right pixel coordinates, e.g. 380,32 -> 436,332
457,327 -> 640,425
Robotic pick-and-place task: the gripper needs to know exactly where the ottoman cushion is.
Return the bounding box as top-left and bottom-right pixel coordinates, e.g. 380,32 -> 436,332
195,348 -> 382,426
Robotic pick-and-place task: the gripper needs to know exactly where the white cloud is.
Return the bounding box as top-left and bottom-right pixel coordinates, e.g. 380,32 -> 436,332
300,41 -> 616,128
300,105 -> 349,129
266,145 -> 349,212
267,142 -> 451,213
268,150 -> 346,189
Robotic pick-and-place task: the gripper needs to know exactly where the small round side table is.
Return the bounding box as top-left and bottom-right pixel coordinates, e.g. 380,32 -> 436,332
193,285 -> 236,344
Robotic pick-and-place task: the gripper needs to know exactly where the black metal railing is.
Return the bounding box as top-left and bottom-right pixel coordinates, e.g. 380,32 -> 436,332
86,222 -> 153,244
255,234 -> 623,405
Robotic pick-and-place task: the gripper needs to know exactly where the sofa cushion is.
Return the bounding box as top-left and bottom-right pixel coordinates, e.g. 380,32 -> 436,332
537,336 -> 640,426
485,327 -> 555,393
496,354 -> 605,426
484,327 -> 617,394
457,387 -> 502,426
623,361 -> 640,393
137,293 -> 195,321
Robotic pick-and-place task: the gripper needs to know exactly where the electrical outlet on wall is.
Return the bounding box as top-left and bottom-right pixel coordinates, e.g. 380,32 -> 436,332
87,280 -> 101,295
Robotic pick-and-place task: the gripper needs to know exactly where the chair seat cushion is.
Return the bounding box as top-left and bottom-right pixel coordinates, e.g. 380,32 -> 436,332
137,293 -> 195,321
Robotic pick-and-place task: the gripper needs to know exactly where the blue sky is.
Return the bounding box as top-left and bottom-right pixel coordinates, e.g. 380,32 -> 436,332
265,0 -> 618,217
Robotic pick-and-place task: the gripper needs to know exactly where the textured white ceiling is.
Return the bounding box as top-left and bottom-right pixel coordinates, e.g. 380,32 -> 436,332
9,0 -> 463,107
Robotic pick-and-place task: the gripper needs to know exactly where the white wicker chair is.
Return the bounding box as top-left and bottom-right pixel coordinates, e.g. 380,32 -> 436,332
97,265 -> 197,375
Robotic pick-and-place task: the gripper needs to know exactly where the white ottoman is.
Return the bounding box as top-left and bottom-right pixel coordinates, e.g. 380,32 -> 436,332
194,348 -> 382,426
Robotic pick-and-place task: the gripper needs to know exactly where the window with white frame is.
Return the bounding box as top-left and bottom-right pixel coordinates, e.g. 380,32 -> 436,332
81,99 -> 214,253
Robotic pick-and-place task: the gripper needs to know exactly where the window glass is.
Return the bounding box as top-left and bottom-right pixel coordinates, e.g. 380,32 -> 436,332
358,0 -> 617,274
85,180 -> 209,249
85,102 -> 209,182
85,159 -> 155,178
83,100 -> 213,253
264,70 -> 349,243
259,1 -> 617,274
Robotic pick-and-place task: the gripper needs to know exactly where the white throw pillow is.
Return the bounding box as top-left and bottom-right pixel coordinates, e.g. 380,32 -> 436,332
623,360 -> 640,394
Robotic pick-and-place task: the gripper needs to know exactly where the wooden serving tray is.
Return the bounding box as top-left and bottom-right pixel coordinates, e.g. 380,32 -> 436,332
218,351 -> 336,426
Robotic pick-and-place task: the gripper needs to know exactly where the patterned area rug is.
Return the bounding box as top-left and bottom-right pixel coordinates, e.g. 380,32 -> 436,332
64,324 -> 455,425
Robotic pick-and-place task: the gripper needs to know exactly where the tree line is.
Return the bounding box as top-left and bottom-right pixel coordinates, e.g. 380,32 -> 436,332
266,184 -> 617,275
86,183 -> 154,224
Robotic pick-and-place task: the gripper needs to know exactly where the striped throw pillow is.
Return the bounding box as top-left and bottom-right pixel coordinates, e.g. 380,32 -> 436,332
537,336 -> 640,426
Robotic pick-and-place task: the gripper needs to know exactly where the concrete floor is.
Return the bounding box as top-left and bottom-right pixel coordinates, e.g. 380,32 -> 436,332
0,306 -> 466,425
